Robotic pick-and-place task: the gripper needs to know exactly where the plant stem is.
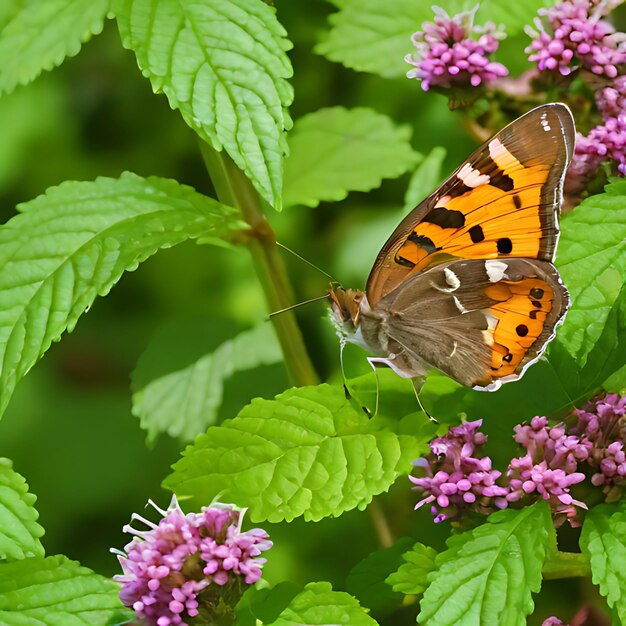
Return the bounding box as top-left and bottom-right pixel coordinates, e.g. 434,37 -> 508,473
542,550 -> 591,579
368,499 -> 394,548
200,143 -> 319,388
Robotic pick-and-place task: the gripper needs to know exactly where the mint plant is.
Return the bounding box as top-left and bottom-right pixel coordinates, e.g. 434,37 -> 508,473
0,0 -> 624,625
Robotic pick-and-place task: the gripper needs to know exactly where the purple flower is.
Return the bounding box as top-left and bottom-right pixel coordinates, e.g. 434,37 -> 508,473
410,420 -> 508,522
596,75 -> 626,117
113,497 -> 271,626
526,0 -> 626,78
542,618 -> 566,626
405,5 -> 508,91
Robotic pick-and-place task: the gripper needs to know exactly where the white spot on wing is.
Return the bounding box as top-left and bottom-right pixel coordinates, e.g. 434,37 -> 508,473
457,163 -> 489,187
485,260 -> 508,283
489,138 -> 507,160
453,295 -> 468,314
444,268 -> 460,290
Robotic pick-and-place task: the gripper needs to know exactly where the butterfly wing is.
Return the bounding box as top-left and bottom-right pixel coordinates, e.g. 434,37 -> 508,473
366,103 -> 575,307
365,257 -> 569,389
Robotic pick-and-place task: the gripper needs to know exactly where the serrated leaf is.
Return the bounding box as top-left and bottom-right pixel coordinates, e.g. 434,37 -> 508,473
418,502 -> 552,625
0,0 -> 109,96
0,458 -> 44,561
403,146 -> 446,210
164,384 -> 421,522
316,0 -> 550,78
283,107 -> 420,209
557,180 -> 626,364
132,323 -> 283,443
0,555 -> 130,625
267,581 -> 377,626
114,0 -> 293,209
580,501 -> 626,624
386,541 -> 437,596
0,172 -> 242,417
346,536 -> 414,612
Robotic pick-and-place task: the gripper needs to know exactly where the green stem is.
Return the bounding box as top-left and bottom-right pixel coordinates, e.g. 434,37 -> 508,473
542,550 -> 591,580
200,143 -> 319,388
368,499 -> 394,548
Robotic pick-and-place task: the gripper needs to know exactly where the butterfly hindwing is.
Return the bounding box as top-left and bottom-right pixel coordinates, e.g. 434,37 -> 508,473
363,257 -> 569,390
366,104 -> 575,307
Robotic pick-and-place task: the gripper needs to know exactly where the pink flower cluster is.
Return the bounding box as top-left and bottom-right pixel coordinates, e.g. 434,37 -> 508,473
410,420 -> 508,522
526,0 -> 626,78
411,394 -> 626,524
405,6 -> 508,91
114,497 -> 271,626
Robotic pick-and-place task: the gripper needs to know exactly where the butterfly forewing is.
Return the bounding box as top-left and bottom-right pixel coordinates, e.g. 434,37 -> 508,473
366,104 -> 575,307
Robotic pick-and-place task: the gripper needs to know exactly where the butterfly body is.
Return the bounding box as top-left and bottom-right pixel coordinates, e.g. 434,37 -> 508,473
329,104 -> 575,391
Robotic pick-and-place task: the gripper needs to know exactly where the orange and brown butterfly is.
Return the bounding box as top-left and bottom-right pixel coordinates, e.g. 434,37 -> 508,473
328,103 -> 574,391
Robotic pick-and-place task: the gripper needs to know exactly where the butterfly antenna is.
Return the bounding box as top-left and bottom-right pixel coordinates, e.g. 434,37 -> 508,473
276,242 -> 339,283
267,294 -> 329,319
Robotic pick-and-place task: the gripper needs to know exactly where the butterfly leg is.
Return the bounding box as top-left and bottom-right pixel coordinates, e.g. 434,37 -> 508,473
411,376 -> 437,423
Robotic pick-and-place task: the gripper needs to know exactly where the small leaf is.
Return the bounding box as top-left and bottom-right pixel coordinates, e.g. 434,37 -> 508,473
403,146 -> 446,210
114,0 -> 293,209
316,0 -> 550,78
580,501 -> 626,624
283,107 -> 420,209
164,384 -> 422,522
0,458 -> 44,561
557,180 -> 626,363
267,581 -> 377,626
132,323 -> 283,442
0,172 -> 242,417
235,582 -> 302,626
418,502 -> 552,625
346,537 -> 414,612
386,541 -> 437,596
0,0 -> 109,95
0,555 -> 130,625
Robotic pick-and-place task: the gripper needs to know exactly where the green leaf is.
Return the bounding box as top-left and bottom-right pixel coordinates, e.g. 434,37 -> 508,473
0,555 -> 130,625
132,323 -> 283,443
557,180 -> 626,363
403,146 -> 446,210
283,107 -> 420,209
267,581 -> 377,626
346,536 -> 414,612
0,458 -> 44,561
418,502 -> 552,625
0,0 -> 109,96
164,384 -> 421,522
235,582 -> 302,626
114,0 -> 293,209
0,172 -> 242,417
580,501 -> 626,624
316,0 -> 549,78
386,541 -> 437,596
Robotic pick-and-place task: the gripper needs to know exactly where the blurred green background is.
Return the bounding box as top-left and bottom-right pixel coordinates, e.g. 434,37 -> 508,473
0,2 -> 615,623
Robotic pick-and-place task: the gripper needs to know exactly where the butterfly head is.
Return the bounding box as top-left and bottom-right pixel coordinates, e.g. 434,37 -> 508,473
327,286 -> 364,333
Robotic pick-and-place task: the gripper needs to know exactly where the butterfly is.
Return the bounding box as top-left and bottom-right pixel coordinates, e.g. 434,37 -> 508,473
328,103 -> 574,392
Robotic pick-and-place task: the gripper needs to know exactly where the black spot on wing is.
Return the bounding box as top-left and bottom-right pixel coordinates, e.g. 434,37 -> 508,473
497,238 -> 513,254
516,324 -> 529,337
513,194 -> 522,209
480,154 -> 514,192
408,233 -> 441,254
468,225 -> 485,243
423,207 -> 466,228
449,182 -> 473,197
530,287 -> 544,299
529,310 -> 539,319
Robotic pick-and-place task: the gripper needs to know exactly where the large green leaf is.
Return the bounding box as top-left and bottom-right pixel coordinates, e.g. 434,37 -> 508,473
0,172 -> 242,416
283,107 -> 420,209
0,0 -> 109,96
316,0 -> 550,78
0,555 -> 129,625
267,582 -> 377,626
132,323 -> 283,443
115,0 -> 293,209
164,384 -> 421,522
557,180 -> 626,363
580,501 -> 626,624
418,502 -> 552,625
0,458 -> 44,561
386,541 -> 437,596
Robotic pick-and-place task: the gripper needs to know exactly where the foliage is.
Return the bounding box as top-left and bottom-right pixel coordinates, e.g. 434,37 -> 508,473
0,0 -> 623,624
